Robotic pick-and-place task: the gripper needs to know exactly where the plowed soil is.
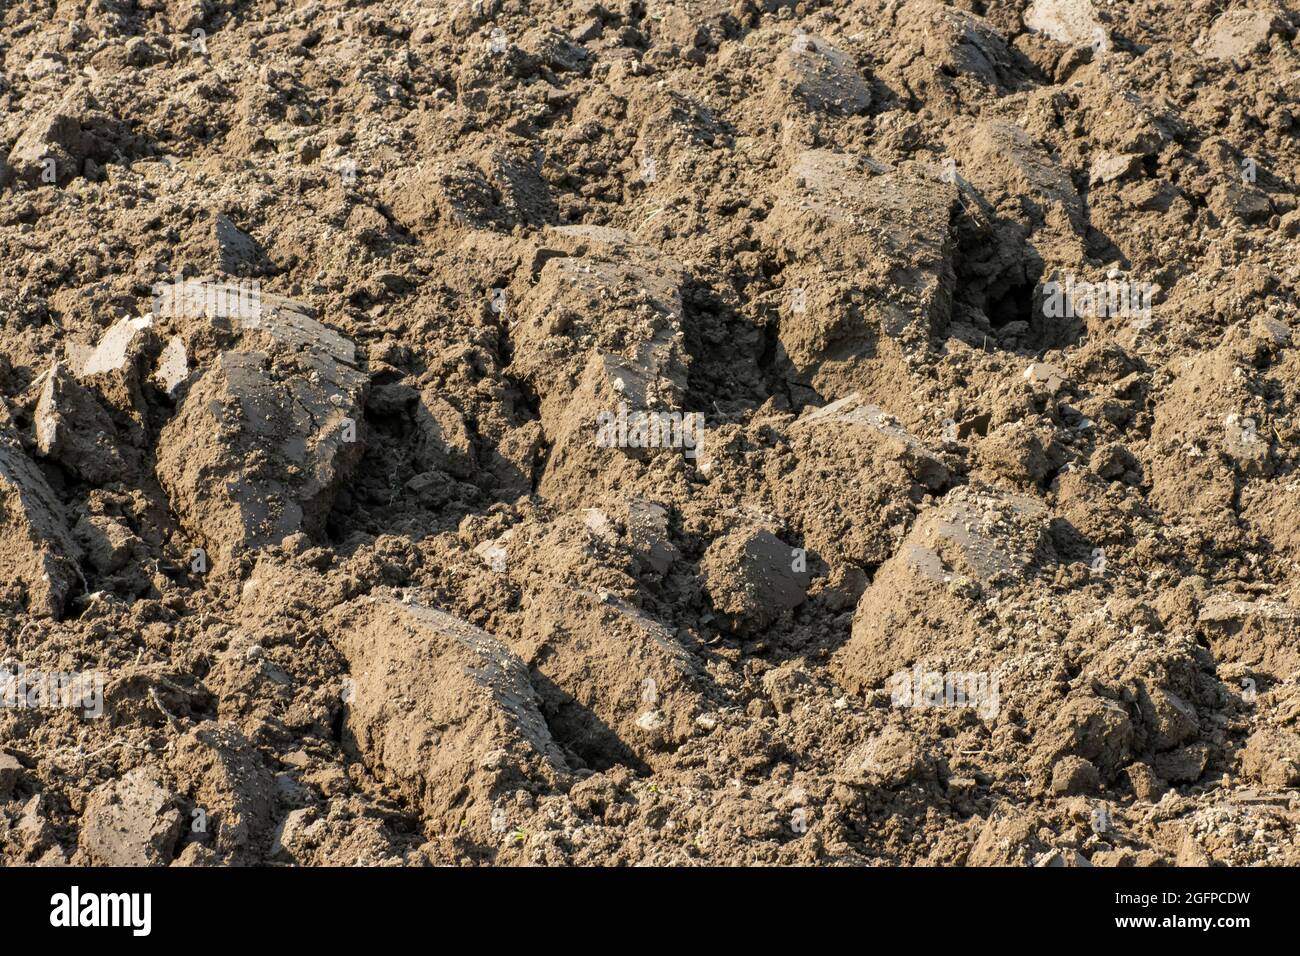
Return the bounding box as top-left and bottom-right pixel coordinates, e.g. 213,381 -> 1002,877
1,0 -> 1298,866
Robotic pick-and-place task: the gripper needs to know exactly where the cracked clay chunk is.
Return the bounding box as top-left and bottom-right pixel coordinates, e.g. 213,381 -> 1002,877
770,34 -> 872,116
516,584 -> 707,768
155,298 -> 367,569
759,150 -> 956,396
773,394 -> 949,567
832,485 -> 1051,694
34,361 -> 128,484
78,767 -> 184,866
0,423 -> 81,617
326,594 -> 568,841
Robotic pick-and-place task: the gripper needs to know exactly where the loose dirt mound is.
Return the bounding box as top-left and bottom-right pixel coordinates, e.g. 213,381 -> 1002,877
1,0 -> 1298,867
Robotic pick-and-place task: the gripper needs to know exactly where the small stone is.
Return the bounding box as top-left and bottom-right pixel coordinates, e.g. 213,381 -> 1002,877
1023,361 -> 1068,393
1024,0 -> 1108,50
1090,152 -> 1142,186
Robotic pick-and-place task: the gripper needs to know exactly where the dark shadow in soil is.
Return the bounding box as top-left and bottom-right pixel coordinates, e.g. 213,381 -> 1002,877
680,278 -> 773,420
985,277 -> 1036,330
530,672 -> 649,775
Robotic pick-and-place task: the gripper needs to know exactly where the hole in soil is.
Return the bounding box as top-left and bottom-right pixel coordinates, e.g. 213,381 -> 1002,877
985,280 -> 1036,329
757,317 -> 781,376
331,701 -> 348,744
957,413 -> 991,440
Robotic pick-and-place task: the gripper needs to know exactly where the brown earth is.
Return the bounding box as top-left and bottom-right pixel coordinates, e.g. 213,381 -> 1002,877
0,0 -> 1298,866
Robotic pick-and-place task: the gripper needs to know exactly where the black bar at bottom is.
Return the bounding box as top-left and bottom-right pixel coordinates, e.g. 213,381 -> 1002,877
0,865 -> 1279,941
